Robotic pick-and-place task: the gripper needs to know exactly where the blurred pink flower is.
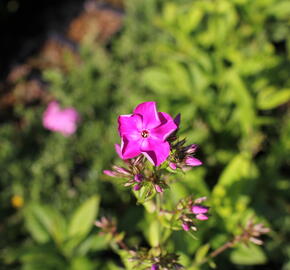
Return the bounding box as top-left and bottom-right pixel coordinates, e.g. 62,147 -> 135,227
118,102 -> 177,166
43,101 -> 80,136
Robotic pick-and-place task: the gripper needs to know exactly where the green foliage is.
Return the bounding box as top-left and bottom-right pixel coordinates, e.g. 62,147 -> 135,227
1,0 -> 289,269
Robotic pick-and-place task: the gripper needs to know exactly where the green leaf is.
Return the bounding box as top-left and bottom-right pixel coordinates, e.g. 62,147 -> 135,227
195,244 -> 210,264
142,67 -> 173,95
70,257 -> 95,270
24,204 -> 66,245
258,88 -> 290,110
68,195 -> 100,239
230,244 -> 267,265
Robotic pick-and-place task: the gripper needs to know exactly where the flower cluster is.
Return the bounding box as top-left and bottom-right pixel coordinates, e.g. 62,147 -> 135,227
177,196 -> 210,232
104,102 -> 202,197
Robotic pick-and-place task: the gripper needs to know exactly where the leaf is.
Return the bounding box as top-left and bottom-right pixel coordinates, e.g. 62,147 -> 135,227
24,208 -> 50,244
257,88 -> 290,110
70,257 -> 95,270
142,67 -> 173,95
68,195 -> 100,239
24,204 -> 66,245
230,244 -> 267,265
20,245 -> 67,270
179,7 -> 203,33
195,244 -> 210,264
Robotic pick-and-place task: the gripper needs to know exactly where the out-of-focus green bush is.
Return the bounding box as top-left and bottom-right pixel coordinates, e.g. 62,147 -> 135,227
1,0 -> 289,269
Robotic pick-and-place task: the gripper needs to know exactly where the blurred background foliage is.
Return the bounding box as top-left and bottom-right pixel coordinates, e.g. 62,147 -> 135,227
0,0 -> 289,269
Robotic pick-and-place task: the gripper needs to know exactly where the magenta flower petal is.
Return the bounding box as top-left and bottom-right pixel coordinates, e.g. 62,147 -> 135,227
196,214 -> 209,220
185,157 -> 202,167
151,113 -> 177,141
118,114 -> 142,138
141,138 -> 170,166
133,101 -> 160,129
192,205 -> 209,214
121,136 -> 142,159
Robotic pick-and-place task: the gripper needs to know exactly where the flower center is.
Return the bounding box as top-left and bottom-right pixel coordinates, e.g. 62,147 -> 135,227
141,130 -> 149,138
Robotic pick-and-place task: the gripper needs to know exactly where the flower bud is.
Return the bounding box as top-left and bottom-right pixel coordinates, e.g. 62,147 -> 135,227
113,166 -> 130,175
151,264 -> 159,270
154,185 -> 163,193
185,144 -> 198,154
134,174 -> 143,182
185,157 -> 202,167
191,205 -> 209,214
169,162 -> 177,170
133,184 -> 141,191
196,214 -> 208,220
182,223 -> 190,231
103,170 -> 117,177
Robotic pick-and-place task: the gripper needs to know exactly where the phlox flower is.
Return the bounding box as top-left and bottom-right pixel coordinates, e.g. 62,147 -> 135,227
118,101 -> 177,166
43,101 -> 80,136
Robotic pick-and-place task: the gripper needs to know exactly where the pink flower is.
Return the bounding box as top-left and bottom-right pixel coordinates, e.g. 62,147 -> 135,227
118,102 -> 177,166
185,157 -> 202,167
43,101 -> 80,136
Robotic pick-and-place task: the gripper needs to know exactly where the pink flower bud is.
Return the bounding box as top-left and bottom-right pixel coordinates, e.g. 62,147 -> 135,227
113,166 -> 130,175
174,113 -> 181,126
154,185 -> 163,193
194,197 -> 207,204
134,174 -> 143,182
185,144 -> 198,154
192,205 -> 209,214
169,162 -> 177,170
151,264 -> 159,270
103,170 -> 117,177
185,157 -> 202,167
182,223 -> 190,231
196,214 -> 208,220
133,184 -> 141,191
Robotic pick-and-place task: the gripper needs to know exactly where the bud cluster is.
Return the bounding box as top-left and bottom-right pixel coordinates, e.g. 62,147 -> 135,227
238,218 -> 270,246
168,139 -> 202,171
175,196 -> 210,232
129,248 -> 184,270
